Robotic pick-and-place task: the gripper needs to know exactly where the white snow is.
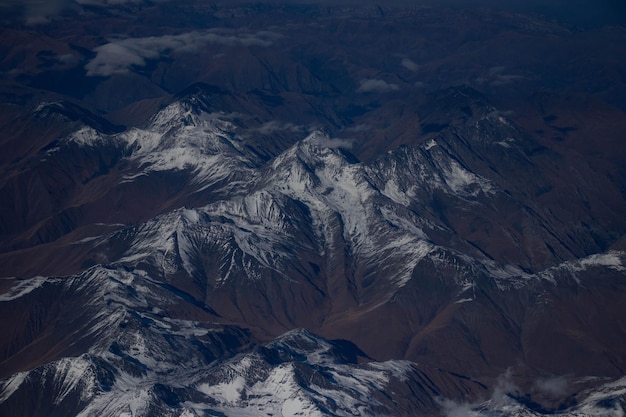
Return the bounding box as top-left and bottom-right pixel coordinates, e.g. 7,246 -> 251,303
424,138 -> 438,150
118,105 -> 257,191
67,126 -> 107,147
0,372 -> 28,402
282,396 -> 324,417
0,276 -> 54,301
71,236 -> 102,244
441,159 -> 495,196
495,137 -> 515,148
382,177 -> 411,206
577,251 -> 625,271
198,376 -> 246,404
535,250 -> 625,285
52,356 -> 97,404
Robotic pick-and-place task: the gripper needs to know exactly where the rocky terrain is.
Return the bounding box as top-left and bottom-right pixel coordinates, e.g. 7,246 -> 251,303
0,2 -> 625,416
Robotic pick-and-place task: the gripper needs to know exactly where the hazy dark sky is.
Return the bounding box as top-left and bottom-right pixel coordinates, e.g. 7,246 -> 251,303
426,0 -> 626,27
1,0 -> 625,27
301,0 -> 626,27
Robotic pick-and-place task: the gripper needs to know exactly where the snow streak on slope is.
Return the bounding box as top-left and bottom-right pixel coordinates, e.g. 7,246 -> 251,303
0,373 -> 27,403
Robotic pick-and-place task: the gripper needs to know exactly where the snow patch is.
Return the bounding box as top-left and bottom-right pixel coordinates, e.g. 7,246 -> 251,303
52,356 -> 97,404
198,376 -> 246,404
578,251 -> 625,271
424,138 -> 438,150
536,250 -> 625,285
67,126 -> 106,147
0,372 -> 28,402
0,276 -> 54,301
442,159 -> 495,196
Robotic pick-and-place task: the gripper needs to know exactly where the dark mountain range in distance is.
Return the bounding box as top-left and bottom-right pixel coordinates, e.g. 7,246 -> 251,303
2,0 -> 625,28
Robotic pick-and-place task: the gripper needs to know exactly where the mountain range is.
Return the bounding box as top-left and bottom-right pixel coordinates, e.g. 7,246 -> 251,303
1,2 -> 625,416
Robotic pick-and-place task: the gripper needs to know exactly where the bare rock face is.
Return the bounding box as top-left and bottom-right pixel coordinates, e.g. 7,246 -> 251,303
1,2 -> 625,416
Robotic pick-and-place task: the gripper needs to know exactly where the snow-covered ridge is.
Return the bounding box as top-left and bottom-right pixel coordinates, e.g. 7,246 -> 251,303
84,128 -> 621,299
536,250 -> 626,284
121,101 -> 258,189
368,138 -> 497,204
100,131 -> 445,293
52,98 -> 259,192
36,113 -> 624,301
0,306 -> 422,417
186,330 -> 419,417
0,276 -> 55,302
484,250 -> 626,290
0,262 -> 251,415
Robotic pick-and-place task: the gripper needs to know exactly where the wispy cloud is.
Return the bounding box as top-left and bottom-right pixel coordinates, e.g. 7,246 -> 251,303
256,121 -> 304,135
342,124 -> 370,133
438,368 -> 522,417
534,376 -> 569,397
356,78 -> 399,93
308,136 -> 354,149
475,66 -> 527,87
438,398 -> 481,417
85,30 -> 281,76
22,0 -> 73,25
491,368 -> 521,405
401,57 -> 420,72
438,370 -> 575,416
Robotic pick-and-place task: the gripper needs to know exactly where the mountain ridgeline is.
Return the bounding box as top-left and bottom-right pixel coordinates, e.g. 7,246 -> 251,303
0,3 -> 625,416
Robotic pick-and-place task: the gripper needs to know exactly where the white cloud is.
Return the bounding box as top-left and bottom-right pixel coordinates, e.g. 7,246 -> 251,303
257,121 -> 304,135
343,124 -> 370,133
438,368 -> 522,417
438,398 -> 482,417
85,30 -> 281,76
401,57 -> 420,71
356,78 -> 399,93
534,376 -> 568,397
492,368 -> 520,405
475,66 -> 526,86
86,42 -> 150,76
56,53 -> 79,65
308,136 -> 354,149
